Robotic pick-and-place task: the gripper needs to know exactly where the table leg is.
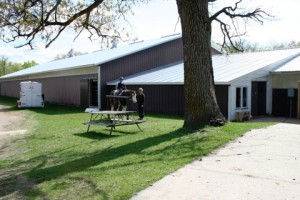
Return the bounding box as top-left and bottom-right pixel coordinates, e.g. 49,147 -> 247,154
87,124 -> 91,133
86,113 -> 94,133
136,123 -> 143,132
109,125 -> 115,135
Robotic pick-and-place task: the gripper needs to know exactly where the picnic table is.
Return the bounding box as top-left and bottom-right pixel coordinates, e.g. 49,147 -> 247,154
83,108 -> 144,135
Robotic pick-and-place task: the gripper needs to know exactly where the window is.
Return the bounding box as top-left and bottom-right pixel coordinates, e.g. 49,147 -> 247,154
242,87 -> 247,107
236,88 -> 241,108
236,87 -> 248,108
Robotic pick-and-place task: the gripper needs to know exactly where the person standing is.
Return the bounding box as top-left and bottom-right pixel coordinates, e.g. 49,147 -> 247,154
136,88 -> 145,120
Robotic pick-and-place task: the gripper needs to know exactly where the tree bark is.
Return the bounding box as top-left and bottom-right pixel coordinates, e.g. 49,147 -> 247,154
176,0 -> 225,128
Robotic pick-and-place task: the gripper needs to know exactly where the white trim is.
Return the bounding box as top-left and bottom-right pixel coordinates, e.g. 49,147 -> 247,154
234,86 -> 249,110
228,83 -> 251,121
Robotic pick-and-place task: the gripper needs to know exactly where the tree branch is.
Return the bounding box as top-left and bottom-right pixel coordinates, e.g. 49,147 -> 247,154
0,0 -> 136,48
210,0 -> 272,52
210,0 -> 242,21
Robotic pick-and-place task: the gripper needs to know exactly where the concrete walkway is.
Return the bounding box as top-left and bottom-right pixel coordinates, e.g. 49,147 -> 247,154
131,119 -> 300,200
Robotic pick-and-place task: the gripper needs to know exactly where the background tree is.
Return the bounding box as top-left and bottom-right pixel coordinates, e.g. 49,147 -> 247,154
22,60 -> 38,69
0,57 -> 38,76
223,40 -> 300,53
54,49 -> 87,61
270,40 -> 300,50
223,39 -> 261,53
288,41 -> 300,48
6,62 -> 22,74
0,56 -> 8,76
0,0 -> 269,127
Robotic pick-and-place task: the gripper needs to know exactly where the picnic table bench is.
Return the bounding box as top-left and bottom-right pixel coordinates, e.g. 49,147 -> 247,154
83,108 -> 144,135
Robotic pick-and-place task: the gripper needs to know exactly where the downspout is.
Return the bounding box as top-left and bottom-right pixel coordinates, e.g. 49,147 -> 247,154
298,81 -> 300,119
98,65 -> 101,110
227,85 -> 232,120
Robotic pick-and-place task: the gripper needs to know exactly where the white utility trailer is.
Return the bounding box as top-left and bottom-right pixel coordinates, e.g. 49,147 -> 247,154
17,81 -> 44,108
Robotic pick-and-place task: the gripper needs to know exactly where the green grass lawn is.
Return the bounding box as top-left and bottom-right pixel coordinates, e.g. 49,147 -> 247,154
0,96 -> 276,200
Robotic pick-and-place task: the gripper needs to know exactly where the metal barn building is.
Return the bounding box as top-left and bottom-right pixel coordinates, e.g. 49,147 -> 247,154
1,33 -> 300,121
107,49 -> 300,120
0,34 -> 220,111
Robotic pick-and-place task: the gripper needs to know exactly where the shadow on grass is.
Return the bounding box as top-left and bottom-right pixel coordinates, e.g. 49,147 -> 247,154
29,103 -> 85,115
0,106 -> 19,112
75,125 -> 141,139
0,97 -> 19,112
0,127 -> 189,198
0,173 -> 109,200
145,113 -> 184,120
0,96 -> 85,115
0,96 -> 18,106
73,131 -> 119,140
29,127 -> 187,181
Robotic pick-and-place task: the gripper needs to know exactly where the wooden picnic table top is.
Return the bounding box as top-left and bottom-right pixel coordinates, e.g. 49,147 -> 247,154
85,108 -> 136,115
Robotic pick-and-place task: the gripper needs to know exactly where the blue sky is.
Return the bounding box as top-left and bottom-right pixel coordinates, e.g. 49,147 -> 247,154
0,0 -> 300,64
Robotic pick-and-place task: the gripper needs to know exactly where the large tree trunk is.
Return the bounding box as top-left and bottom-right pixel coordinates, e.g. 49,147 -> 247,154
176,0 -> 225,128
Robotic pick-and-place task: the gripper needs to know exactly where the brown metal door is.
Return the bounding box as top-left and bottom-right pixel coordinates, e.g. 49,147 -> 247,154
251,82 -> 266,117
80,79 -> 89,108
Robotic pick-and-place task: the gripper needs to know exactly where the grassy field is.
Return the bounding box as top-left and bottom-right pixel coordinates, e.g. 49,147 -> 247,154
0,96 -> 276,200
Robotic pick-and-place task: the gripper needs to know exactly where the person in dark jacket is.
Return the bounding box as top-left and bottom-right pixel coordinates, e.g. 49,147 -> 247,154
136,88 -> 145,120
116,77 -> 126,95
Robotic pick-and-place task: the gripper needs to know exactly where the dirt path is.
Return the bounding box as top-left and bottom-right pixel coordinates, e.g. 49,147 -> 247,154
0,104 -> 35,199
0,104 -> 28,158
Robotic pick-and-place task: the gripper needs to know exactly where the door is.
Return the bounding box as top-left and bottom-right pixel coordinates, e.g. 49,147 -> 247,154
89,79 -> 98,107
251,82 -> 266,116
80,79 -> 89,108
80,79 -> 98,108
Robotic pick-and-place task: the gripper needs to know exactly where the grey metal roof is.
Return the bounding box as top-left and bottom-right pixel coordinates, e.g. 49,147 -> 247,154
273,54 -> 300,72
108,61 -> 184,85
0,34 -> 182,79
213,49 -> 300,83
107,48 -> 300,85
